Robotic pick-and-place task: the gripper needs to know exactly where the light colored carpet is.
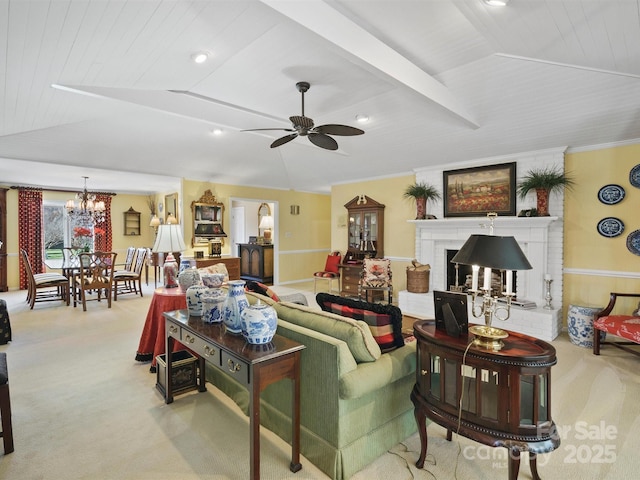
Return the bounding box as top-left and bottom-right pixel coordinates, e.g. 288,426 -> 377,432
0,283 -> 639,479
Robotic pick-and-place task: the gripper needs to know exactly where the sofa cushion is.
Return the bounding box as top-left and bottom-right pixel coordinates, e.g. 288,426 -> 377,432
316,293 -> 405,352
271,300 -> 381,363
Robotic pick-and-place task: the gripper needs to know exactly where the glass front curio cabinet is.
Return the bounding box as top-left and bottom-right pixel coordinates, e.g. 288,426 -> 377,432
344,195 -> 385,262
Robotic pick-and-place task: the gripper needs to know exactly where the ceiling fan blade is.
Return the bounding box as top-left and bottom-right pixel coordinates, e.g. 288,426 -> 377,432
270,133 -> 298,148
315,124 -> 364,136
308,133 -> 338,150
242,128 -> 295,132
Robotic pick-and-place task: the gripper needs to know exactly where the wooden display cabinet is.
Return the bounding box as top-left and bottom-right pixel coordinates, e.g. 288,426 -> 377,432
123,207 -> 141,236
339,195 -> 385,298
411,320 -> 559,479
238,243 -> 273,284
344,195 -> 384,262
191,190 -> 225,248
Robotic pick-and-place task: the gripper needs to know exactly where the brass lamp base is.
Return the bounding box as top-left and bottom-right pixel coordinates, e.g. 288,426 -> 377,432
469,325 -> 509,351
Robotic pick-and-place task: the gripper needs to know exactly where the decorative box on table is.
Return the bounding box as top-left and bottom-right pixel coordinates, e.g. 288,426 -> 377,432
156,350 -> 198,396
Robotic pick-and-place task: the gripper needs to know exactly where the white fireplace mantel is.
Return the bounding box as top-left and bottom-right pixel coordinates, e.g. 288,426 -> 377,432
399,215 -> 564,341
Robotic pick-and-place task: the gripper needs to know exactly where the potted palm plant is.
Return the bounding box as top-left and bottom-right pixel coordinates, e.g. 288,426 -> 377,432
404,182 -> 441,219
516,166 -> 574,216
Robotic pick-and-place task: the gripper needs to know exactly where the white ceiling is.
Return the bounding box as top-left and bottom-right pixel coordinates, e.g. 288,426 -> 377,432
1,0 -> 640,195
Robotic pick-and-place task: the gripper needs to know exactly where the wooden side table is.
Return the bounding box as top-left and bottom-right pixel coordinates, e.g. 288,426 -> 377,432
164,309 -> 305,480
411,320 -> 559,480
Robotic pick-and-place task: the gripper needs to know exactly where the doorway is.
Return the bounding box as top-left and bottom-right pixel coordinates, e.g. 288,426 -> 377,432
230,198 -> 278,284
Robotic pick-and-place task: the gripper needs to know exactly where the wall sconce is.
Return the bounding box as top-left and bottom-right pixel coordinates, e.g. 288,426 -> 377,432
149,215 -> 161,235
290,205 -> 300,215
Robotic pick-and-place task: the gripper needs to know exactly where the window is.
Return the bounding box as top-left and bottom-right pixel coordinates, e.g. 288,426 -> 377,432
43,201 -> 95,258
43,202 -> 66,259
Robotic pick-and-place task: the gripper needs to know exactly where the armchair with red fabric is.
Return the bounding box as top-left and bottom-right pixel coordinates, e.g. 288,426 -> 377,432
593,292 -> 640,356
313,251 -> 341,294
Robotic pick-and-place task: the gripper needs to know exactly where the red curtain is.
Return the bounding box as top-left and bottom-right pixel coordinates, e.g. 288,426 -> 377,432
94,194 -> 112,252
18,189 -> 43,289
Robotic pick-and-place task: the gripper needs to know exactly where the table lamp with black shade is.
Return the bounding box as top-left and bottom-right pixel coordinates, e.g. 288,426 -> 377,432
451,234 -> 532,350
152,224 -> 186,288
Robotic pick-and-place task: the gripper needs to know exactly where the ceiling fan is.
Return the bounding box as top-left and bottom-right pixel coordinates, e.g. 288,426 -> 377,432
242,81 -> 364,151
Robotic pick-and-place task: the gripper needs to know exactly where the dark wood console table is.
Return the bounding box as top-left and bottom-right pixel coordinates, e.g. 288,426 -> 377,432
411,320 -> 559,480
163,309 -> 305,480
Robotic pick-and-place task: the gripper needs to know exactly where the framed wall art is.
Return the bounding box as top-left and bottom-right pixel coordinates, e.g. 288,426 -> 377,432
443,162 -> 516,217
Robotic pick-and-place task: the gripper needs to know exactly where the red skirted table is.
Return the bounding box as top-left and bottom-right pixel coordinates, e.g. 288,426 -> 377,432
135,287 -> 187,372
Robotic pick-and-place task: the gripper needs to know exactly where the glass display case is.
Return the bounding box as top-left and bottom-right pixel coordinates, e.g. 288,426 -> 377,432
344,195 -> 385,262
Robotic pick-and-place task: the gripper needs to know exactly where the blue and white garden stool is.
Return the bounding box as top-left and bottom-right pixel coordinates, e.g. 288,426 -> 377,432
567,304 -> 605,348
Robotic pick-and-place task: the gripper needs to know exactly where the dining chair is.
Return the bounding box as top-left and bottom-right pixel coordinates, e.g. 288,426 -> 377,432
114,246 -> 136,272
113,247 -> 147,300
20,249 -> 69,309
358,258 -> 393,304
74,252 -> 117,311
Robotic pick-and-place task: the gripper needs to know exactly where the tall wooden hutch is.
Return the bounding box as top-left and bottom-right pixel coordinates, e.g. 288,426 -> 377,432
339,195 -> 385,298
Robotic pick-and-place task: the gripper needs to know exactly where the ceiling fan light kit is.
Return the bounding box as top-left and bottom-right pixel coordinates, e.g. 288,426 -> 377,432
242,81 -> 364,150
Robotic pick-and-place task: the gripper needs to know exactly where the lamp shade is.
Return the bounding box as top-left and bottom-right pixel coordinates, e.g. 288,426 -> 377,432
259,215 -> 274,230
451,234 -> 532,270
149,215 -> 161,228
152,224 -> 186,253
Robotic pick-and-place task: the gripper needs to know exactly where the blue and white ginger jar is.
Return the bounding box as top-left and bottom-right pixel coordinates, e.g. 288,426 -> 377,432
223,280 -> 248,334
202,288 -> 226,324
240,300 -> 278,344
186,284 -> 208,316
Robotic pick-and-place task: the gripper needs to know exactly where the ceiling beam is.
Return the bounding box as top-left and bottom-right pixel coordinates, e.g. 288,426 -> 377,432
260,0 -> 479,129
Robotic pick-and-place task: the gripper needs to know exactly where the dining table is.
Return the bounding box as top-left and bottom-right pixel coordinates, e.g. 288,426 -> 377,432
44,256 -> 84,302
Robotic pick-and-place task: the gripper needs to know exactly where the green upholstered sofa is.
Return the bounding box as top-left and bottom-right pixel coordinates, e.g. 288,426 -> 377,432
204,291 -> 417,480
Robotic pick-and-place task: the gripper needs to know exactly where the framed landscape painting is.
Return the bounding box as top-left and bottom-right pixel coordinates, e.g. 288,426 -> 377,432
443,162 -> 516,217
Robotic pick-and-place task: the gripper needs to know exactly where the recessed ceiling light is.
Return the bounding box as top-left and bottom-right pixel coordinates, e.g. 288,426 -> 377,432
483,0 -> 510,6
355,114 -> 369,124
211,128 -> 223,136
191,52 -> 209,64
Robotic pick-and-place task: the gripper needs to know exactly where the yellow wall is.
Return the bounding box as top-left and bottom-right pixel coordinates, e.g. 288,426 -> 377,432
331,174 -> 418,299
564,144 -> 640,315
181,180 -> 331,284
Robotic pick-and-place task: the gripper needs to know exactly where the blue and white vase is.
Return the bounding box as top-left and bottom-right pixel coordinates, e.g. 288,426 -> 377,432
223,280 -> 248,334
567,304 -> 606,348
186,284 -> 208,316
202,288 -> 226,324
240,300 -> 278,344
178,267 -> 201,291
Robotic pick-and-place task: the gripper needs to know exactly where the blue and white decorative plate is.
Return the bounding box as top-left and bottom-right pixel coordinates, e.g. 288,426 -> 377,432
630,164 -> 640,188
597,184 -> 625,205
597,217 -> 625,238
627,229 -> 640,256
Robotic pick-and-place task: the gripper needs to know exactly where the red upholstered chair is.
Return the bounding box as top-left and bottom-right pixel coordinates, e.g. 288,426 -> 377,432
593,292 -> 640,356
313,252 -> 341,294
